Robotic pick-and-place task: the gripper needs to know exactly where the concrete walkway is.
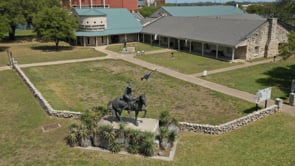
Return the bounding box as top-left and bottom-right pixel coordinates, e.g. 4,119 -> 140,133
0,66 -> 11,71
192,58 -> 275,77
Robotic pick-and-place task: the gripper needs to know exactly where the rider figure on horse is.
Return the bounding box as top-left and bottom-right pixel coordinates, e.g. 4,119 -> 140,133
121,83 -> 135,114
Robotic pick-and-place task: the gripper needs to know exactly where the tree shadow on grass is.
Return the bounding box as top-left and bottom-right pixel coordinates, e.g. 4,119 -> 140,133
243,106 -> 262,114
31,45 -> 74,52
256,64 -> 295,100
0,46 -> 9,52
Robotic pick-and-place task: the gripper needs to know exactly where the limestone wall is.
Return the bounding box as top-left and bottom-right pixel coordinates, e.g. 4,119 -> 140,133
179,105 -> 280,135
241,18 -> 289,60
13,64 -> 81,119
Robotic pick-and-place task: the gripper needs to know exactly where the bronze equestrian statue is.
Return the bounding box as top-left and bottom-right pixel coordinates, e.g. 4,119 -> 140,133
107,83 -> 147,126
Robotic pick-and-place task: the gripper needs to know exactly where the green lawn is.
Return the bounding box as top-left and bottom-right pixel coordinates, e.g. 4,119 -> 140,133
0,42 -> 106,64
203,58 -> 295,100
106,42 -> 163,53
23,60 -> 255,125
136,51 -> 239,74
1,70 -> 295,165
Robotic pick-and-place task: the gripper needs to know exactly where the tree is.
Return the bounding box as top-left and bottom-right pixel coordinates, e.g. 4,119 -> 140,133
138,6 -> 160,17
0,16 -> 9,40
33,7 -> 78,50
0,0 -> 61,40
279,32 -> 295,60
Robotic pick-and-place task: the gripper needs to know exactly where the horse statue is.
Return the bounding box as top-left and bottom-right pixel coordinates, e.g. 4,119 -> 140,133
107,94 -> 147,126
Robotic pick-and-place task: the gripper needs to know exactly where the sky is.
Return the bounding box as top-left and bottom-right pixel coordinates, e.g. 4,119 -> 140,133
166,0 -> 276,3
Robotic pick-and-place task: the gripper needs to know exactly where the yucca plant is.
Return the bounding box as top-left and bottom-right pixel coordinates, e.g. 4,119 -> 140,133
159,111 -> 170,126
78,124 -> 91,147
127,144 -> 140,154
168,131 -> 177,144
109,141 -> 122,153
66,123 -> 80,147
99,125 -> 116,149
139,132 -> 155,156
66,133 -> 78,147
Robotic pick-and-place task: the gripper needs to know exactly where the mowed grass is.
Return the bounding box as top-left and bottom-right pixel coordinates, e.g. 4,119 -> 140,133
0,41 -> 106,64
106,42 -> 163,53
203,58 -> 295,101
23,59 -> 255,125
1,70 -> 295,165
136,51 -> 238,74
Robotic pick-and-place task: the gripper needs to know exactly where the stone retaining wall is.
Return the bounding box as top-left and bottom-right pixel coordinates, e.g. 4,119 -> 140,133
13,64 -> 81,119
179,105 -> 280,135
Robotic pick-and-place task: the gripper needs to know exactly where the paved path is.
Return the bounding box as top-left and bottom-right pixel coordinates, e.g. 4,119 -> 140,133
192,59 -> 276,77
0,66 -> 11,71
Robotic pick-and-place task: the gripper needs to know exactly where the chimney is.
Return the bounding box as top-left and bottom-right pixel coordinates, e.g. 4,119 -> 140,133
90,0 -> 93,8
79,0 -> 81,8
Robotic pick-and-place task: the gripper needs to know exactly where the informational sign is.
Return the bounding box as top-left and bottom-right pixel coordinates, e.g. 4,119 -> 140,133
255,87 -> 272,104
291,79 -> 295,93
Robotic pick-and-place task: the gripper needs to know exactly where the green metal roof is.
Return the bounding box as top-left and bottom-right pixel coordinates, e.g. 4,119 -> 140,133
74,8 -> 142,36
162,6 -> 244,17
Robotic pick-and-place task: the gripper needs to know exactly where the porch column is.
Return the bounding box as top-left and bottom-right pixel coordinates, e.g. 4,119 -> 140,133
232,48 -> 235,61
150,34 -> 152,45
124,34 -> 127,42
83,36 -> 86,47
159,36 -> 161,46
189,40 -> 192,53
216,45 -> 219,59
202,42 -> 204,56
178,39 -> 180,51
168,37 -> 170,48
143,34 -> 145,43
106,36 -> 109,45
137,33 -> 140,42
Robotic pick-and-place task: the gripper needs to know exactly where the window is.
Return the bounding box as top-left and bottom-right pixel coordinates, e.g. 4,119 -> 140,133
253,46 -> 259,56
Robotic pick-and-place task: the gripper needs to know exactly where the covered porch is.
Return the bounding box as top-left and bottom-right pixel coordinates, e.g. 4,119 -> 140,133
140,33 -> 245,61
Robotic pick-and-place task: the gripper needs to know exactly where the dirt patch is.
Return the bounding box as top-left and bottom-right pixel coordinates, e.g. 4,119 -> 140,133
41,123 -> 61,132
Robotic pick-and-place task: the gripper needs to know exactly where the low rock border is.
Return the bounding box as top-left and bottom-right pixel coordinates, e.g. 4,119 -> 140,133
179,104 -> 281,135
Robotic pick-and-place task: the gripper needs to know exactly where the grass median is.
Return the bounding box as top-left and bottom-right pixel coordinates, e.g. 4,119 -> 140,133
23,59 -> 256,125
203,57 -> 295,101
136,51 -> 239,74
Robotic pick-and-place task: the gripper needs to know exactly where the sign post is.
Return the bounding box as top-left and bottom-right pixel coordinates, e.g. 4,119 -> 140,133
255,87 -> 272,110
291,79 -> 295,93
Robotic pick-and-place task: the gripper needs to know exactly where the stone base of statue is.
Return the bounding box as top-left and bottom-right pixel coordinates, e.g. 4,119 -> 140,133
98,115 -> 159,134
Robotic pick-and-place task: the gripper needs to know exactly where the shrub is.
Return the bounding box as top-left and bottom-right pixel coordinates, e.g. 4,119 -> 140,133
140,138 -> 155,156
109,141 -> 122,153
168,131 -> 177,144
159,111 -> 170,126
99,125 -> 116,147
160,126 -> 168,140
128,144 -> 140,154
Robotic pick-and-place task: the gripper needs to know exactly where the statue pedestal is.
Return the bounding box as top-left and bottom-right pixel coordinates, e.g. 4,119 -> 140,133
98,116 -> 159,134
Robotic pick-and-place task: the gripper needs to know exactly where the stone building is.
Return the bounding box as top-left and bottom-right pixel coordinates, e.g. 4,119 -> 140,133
141,15 -> 289,61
